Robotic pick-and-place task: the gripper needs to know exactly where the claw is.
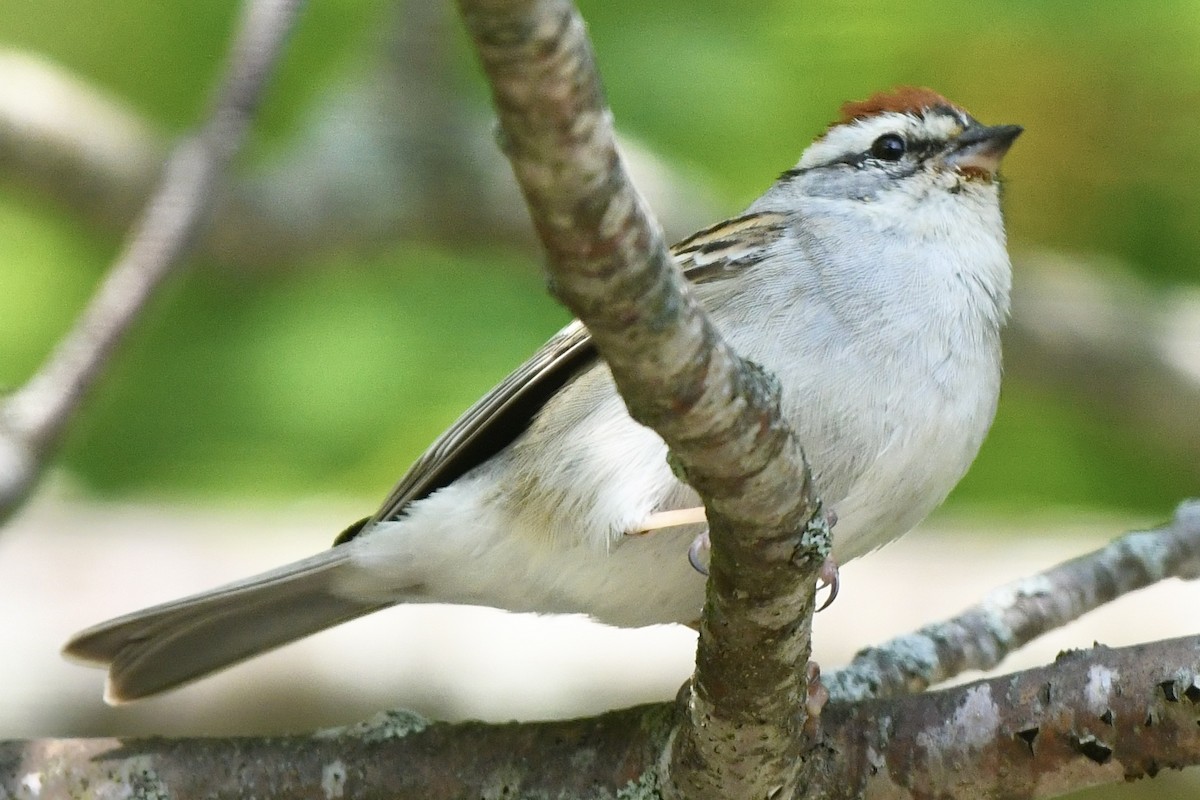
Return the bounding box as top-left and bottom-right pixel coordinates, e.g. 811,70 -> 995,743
804,660 -> 830,735
688,529 -> 710,576
816,557 -> 840,612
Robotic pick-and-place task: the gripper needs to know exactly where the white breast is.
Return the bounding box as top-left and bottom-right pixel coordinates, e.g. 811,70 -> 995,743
341,187 -> 1010,627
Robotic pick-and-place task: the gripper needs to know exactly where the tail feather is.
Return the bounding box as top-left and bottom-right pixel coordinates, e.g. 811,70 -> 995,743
63,549 -> 390,703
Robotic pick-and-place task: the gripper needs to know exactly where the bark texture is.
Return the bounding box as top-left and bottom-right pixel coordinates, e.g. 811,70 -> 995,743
829,500 -> 1200,702
455,1 -> 824,797
6,635 -> 1200,799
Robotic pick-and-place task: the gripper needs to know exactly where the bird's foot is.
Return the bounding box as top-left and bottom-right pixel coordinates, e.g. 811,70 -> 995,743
816,557 -> 840,612
804,660 -> 830,736
823,506 -> 838,529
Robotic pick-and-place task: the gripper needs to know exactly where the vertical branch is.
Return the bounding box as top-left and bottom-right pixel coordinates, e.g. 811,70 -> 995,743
0,0 -> 306,521
454,1 -> 823,798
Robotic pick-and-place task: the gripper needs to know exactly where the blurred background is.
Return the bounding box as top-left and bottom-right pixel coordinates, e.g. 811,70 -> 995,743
1,1 -> 1199,796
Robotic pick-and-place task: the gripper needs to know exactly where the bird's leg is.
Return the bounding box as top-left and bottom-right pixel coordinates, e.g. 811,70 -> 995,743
630,507 -> 842,589
626,507 -> 711,576
629,507 -> 708,533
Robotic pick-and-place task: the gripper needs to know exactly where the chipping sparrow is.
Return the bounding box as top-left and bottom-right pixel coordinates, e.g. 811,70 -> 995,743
65,87 -> 1021,703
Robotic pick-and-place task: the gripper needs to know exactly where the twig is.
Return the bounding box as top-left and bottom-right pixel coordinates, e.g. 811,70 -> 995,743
454,1 -> 822,798
0,0 -> 305,522
6,635 -> 1200,799
0,51 -> 167,232
1005,254 -> 1200,488
0,6 -> 719,271
827,499 -> 1200,703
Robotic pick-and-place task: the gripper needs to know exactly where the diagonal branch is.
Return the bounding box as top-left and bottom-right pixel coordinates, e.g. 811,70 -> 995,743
454,1 -> 823,798
828,499 -> 1200,703
0,51 -> 167,233
0,2 -> 719,273
0,0 -> 306,522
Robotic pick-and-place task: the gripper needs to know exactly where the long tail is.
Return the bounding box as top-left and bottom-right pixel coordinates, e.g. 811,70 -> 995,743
63,548 -> 389,703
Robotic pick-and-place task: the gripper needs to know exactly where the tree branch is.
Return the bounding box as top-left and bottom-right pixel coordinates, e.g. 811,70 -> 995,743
7,633 -> 1200,799
822,635 -> 1200,799
0,2 -> 718,270
1005,253 -> 1200,488
5,0 -> 1196,797
0,0 -> 305,522
454,1 -> 823,798
0,51 -> 166,232
828,499 -> 1200,702
0,707 -> 672,800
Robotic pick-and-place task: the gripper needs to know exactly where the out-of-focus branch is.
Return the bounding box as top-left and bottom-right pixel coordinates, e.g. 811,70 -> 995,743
1006,253 -> 1200,485
0,0 -> 305,521
7,634 -> 1200,799
455,1 -> 822,798
0,52 -> 167,230
9,44 -> 1200,500
0,2 -> 718,269
827,499 -> 1200,703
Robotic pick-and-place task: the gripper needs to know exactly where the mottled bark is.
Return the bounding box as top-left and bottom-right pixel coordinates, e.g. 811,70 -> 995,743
822,637 -> 1200,799
7,634 -> 1200,799
455,1 -> 823,798
3,0 -> 1199,798
829,500 -> 1200,702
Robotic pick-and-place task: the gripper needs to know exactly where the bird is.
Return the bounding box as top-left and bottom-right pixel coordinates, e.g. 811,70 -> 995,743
65,87 -> 1021,703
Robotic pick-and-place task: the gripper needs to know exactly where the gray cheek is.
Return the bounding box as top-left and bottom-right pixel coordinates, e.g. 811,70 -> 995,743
793,163 -> 916,202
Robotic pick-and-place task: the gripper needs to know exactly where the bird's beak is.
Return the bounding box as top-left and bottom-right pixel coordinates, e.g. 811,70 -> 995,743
944,123 -> 1023,179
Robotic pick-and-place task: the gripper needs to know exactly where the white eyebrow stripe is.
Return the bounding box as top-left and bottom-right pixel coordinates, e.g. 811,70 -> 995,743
796,110 -> 967,170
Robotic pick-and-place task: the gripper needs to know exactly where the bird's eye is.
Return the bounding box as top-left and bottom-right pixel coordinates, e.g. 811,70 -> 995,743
869,133 -> 907,161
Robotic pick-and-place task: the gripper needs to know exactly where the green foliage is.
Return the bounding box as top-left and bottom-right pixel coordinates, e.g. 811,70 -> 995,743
55,245 -> 566,500
954,378 -> 1199,514
1,0 -> 1195,513
0,0 -> 376,133
0,195 -> 111,384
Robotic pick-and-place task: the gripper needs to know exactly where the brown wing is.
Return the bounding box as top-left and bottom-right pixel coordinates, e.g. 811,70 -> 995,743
335,212 -> 789,545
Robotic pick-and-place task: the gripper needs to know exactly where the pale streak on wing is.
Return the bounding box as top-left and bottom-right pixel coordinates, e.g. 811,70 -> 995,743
673,211 -> 789,281
357,211 -> 791,533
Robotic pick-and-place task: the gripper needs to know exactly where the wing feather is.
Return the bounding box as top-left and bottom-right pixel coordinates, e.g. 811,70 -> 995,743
341,211 -> 791,542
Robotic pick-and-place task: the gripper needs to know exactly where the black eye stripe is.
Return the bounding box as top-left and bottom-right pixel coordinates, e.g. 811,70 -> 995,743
779,135 -> 943,178
866,136 -> 941,163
